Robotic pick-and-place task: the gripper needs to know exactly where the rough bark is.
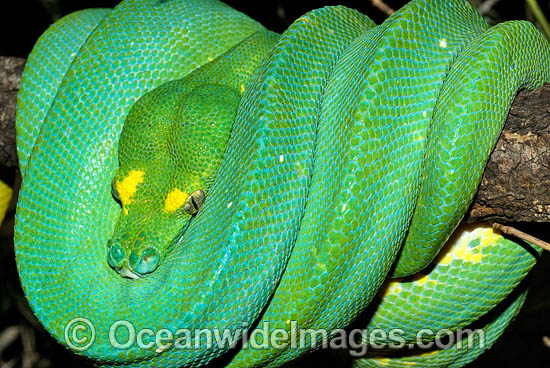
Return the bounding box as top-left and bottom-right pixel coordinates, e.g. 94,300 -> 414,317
465,84 -> 550,223
1,55 -> 550,223
0,57 -> 24,169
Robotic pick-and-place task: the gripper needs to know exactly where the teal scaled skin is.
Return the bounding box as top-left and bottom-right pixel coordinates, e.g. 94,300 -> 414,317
13,0 -> 550,367
107,82 -> 240,278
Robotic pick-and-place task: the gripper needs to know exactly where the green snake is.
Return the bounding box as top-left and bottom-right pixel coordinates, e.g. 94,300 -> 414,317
13,0 -> 549,367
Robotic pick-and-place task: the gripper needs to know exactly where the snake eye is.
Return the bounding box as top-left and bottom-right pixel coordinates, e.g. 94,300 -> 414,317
184,189 -> 205,215
111,178 -> 119,201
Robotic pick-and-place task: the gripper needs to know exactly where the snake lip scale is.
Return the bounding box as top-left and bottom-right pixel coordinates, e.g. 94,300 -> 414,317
13,0 -> 550,367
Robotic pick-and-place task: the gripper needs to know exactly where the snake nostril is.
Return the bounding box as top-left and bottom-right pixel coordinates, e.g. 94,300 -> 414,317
107,241 -> 126,268
129,247 -> 160,276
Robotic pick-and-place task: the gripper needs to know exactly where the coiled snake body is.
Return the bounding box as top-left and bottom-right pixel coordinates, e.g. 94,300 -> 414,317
14,0 -> 550,367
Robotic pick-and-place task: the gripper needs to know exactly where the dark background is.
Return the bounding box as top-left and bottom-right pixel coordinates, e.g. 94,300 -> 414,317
1,0 -> 550,367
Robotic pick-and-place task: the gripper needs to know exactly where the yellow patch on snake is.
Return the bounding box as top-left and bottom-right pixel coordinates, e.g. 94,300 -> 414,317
387,272 -> 437,290
415,274 -> 438,287
374,358 -> 391,366
479,227 -> 501,246
164,188 -> 189,213
240,84 -> 245,94
116,170 -> 145,212
439,227 -> 500,266
383,282 -> 402,297
418,350 -> 439,358
439,237 -> 481,265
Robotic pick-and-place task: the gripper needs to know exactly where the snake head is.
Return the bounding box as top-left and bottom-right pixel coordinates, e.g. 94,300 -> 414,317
106,82 -> 239,278
106,167 -> 207,278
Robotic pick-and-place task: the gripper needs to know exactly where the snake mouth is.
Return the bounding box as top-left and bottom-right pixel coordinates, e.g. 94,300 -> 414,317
119,266 -> 141,279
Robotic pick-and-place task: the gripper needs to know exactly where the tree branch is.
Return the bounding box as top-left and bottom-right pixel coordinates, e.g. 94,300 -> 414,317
0,57 -> 24,169
465,84 -> 550,223
1,56 -> 549,223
